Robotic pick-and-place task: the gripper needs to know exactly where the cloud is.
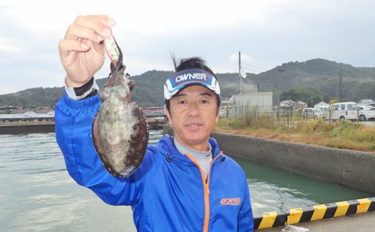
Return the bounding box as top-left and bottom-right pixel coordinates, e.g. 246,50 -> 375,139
1,0 -> 375,95
0,36 -> 22,54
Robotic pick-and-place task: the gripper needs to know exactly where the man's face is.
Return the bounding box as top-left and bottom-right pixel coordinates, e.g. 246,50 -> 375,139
166,85 -> 219,151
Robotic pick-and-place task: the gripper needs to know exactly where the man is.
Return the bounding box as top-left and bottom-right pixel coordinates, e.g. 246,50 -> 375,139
56,15 -> 253,232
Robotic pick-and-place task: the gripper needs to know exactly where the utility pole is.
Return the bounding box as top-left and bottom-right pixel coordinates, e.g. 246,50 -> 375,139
238,51 -> 241,94
339,63 -> 342,102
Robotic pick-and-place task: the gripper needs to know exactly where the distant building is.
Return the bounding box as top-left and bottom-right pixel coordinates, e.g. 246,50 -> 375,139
358,99 -> 374,105
227,92 -> 273,118
35,106 -> 54,114
10,108 -> 29,114
314,101 -> 329,108
280,100 -> 295,108
296,101 -> 308,109
0,105 -> 17,114
0,107 -> 55,123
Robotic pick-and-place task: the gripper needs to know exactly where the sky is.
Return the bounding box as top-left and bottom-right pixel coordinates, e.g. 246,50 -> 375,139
0,0 -> 374,94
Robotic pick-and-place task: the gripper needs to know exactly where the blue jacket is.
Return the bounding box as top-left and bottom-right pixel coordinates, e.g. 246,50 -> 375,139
55,92 -> 253,232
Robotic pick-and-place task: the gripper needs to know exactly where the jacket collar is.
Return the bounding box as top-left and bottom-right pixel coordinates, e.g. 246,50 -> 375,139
156,134 -> 222,163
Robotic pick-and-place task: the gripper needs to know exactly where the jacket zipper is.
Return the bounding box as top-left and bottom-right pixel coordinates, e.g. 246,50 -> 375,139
185,151 -> 223,232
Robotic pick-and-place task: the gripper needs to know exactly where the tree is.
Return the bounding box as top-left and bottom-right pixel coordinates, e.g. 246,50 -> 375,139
280,87 -> 331,107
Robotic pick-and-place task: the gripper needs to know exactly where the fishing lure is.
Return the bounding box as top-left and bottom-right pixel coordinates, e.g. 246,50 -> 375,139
103,31 -> 121,67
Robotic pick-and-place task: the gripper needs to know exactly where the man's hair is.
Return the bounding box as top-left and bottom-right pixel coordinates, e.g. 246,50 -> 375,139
165,57 -> 221,115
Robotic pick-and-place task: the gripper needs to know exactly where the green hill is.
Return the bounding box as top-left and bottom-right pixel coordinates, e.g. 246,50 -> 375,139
1,58 -> 374,108
250,59 -> 375,102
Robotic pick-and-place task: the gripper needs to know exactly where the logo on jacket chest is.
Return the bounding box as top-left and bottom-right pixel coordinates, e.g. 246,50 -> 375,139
220,197 -> 241,206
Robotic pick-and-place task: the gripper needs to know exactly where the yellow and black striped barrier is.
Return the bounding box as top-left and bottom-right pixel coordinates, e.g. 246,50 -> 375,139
254,197 -> 375,230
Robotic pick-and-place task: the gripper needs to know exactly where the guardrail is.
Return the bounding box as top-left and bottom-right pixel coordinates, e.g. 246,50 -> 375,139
254,197 -> 375,229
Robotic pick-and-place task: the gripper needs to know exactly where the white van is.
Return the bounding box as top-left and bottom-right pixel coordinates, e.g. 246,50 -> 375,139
330,102 -> 358,120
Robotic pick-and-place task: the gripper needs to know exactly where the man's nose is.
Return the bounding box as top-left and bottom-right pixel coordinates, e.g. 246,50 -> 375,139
188,101 -> 200,117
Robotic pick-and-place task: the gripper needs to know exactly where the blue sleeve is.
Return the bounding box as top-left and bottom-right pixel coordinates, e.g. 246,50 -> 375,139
238,176 -> 254,232
55,92 -> 148,206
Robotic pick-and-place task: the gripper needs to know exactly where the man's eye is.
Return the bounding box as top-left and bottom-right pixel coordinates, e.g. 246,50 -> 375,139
201,99 -> 209,104
178,100 -> 186,104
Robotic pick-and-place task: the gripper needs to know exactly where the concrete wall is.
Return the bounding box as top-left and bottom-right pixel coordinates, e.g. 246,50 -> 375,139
211,132 -> 375,194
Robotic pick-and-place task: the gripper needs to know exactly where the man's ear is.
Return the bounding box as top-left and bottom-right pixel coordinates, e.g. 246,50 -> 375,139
215,106 -> 220,124
165,106 -> 172,126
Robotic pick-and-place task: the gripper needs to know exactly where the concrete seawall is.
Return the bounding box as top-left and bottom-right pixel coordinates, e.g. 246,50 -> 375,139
0,123 -> 55,134
211,132 -> 375,194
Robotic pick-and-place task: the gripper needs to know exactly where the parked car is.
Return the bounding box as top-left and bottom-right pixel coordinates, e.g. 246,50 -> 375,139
301,108 -> 323,119
365,103 -> 375,108
330,102 -> 358,120
357,106 -> 375,121
315,105 -> 330,118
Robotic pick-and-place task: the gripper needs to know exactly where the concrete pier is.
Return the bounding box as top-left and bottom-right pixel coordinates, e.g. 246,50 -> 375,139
0,122 -> 55,134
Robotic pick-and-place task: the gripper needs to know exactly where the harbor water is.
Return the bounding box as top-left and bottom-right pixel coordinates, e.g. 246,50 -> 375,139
0,131 -> 372,231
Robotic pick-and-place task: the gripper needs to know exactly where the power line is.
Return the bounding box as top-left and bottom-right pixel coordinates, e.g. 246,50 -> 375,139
242,63 -> 266,71
240,60 -> 268,73
241,64 -> 261,73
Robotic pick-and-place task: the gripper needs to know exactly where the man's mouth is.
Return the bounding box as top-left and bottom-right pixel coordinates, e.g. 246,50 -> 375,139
185,122 -> 202,128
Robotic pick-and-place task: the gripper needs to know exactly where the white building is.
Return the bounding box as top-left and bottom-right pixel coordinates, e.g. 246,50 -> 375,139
280,100 -> 296,108
226,92 -> 273,118
357,99 -> 374,106
314,101 -> 329,108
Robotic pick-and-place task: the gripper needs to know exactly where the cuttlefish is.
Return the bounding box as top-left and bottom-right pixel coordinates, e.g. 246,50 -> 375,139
92,34 -> 149,177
